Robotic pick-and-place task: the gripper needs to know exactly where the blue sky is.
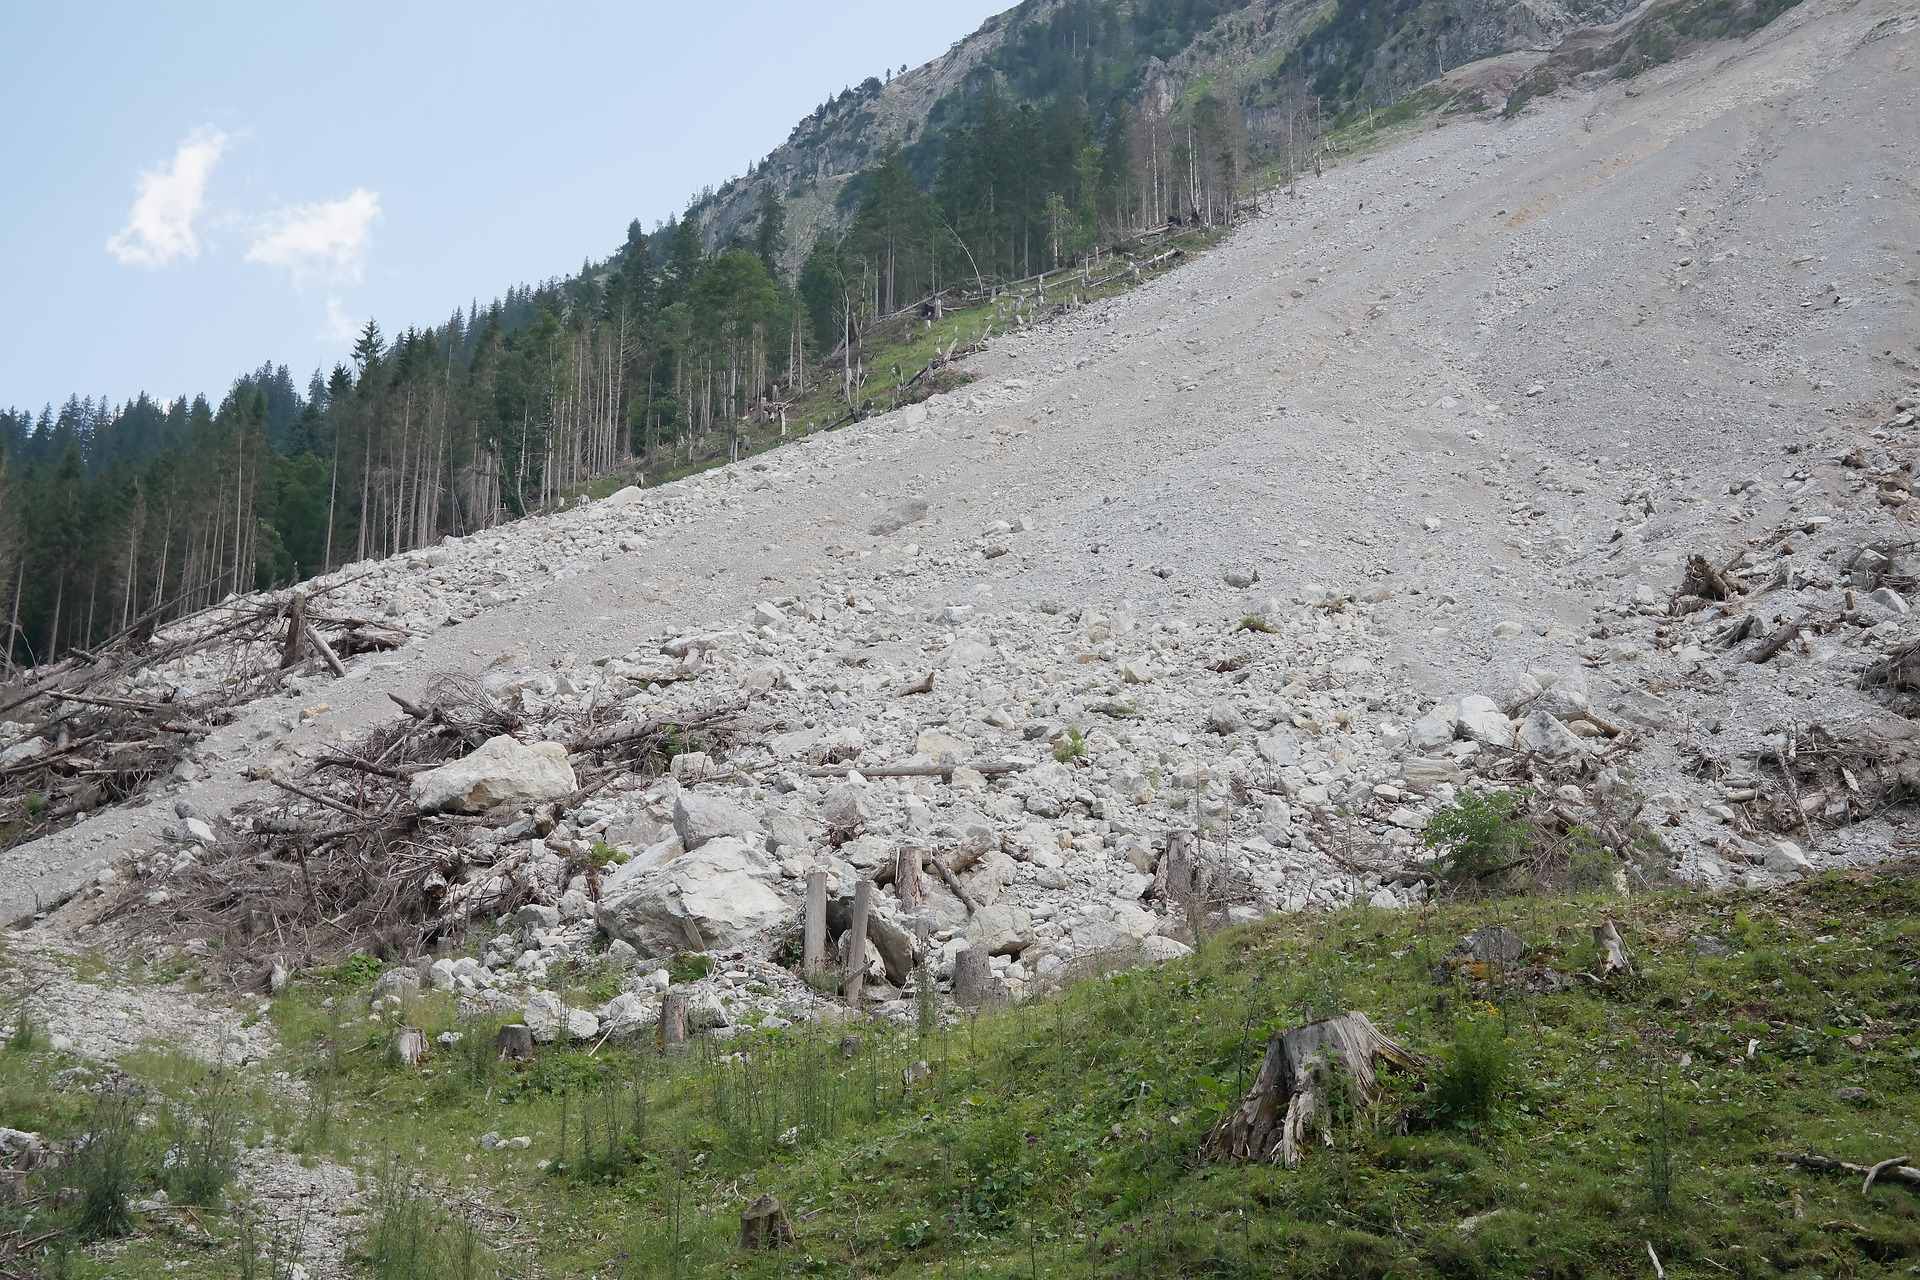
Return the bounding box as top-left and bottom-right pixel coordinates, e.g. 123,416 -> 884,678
0,0 -> 1008,413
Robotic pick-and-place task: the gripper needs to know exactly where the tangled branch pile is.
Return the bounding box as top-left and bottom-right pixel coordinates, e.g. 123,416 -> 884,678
0,582 -> 405,853
105,677 -> 748,983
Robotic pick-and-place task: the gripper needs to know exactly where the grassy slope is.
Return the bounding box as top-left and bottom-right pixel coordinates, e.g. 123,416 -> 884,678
229,869 -> 1919,1279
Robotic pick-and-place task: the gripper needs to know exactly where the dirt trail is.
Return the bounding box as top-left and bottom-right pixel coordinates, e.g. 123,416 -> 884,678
3,0 -> 1914,922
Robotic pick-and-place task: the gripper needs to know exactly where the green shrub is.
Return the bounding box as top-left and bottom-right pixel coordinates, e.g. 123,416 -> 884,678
161,1069 -> 241,1206
1431,1015 -> 1515,1128
1053,726 -> 1088,763
1423,791 -> 1533,893
68,1087 -> 146,1238
666,953 -> 711,985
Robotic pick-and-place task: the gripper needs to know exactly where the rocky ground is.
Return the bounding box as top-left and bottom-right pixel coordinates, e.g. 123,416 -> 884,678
2,0 -> 1915,1108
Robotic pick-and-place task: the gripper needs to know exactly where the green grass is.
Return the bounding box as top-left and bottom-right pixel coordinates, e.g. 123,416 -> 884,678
227,868 -> 1920,1279
14,869 -> 1915,1277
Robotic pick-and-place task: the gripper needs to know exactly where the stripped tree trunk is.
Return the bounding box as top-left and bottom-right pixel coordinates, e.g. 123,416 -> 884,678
1204,1012 -> 1428,1167
843,879 -> 873,1009
802,869 -> 829,980
658,992 -> 688,1052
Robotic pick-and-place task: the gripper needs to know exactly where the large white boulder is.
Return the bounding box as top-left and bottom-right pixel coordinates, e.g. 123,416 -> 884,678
410,736 -> 577,814
1456,696 -> 1514,747
671,792 -> 760,850
595,836 -> 789,950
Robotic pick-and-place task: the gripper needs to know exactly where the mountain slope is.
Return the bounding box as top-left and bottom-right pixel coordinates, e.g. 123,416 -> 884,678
689,0 -> 1646,270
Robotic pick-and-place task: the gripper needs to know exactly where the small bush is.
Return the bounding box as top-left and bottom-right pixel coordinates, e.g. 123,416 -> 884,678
3,1004 -> 40,1053
161,1069 -> 242,1206
1235,614 -> 1278,634
1423,791 -> 1533,893
68,1087 -> 147,1238
1053,727 -> 1088,764
1431,1014 -> 1515,1128
667,953 -> 712,985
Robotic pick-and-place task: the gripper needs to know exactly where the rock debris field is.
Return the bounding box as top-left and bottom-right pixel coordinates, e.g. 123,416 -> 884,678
5,0 -> 1919,1052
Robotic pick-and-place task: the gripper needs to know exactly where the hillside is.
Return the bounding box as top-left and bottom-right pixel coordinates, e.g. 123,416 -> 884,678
1,0 -> 1917,1275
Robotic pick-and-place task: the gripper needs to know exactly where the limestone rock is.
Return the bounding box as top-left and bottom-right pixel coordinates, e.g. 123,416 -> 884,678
595,836 -> 789,950
411,736 -> 577,814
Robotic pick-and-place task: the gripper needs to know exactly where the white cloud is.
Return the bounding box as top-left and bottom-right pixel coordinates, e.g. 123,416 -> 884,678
105,127 -> 229,267
246,188 -> 381,285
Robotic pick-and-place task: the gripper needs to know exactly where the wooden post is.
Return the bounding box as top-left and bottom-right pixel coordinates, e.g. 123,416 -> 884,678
495,1024 -> 534,1062
658,992 -> 688,1052
802,869 -> 828,980
895,844 -> 926,912
843,879 -> 873,1009
279,591 -> 308,669
952,946 -> 996,1009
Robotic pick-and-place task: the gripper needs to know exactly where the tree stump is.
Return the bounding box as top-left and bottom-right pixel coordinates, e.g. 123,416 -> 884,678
894,844 -> 926,912
391,1027 -> 427,1067
494,1024 -> 534,1062
279,592 -> 308,669
658,992 -> 689,1052
1155,830 -> 1198,907
1203,1012 -> 1427,1167
802,869 -> 829,980
1593,918 -> 1633,978
842,879 -> 873,1009
951,945 -> 998,1008
739,1193 -> 795,1249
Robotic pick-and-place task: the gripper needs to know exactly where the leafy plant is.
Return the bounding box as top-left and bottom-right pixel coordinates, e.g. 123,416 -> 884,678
1430,1013 -> 1515,1128
67,1087 -> 147,1238
160,1069 -> 242,1206
1053,726 -> 1088,764
1235,615 -> 1278,634
1422,790 -> 1534,892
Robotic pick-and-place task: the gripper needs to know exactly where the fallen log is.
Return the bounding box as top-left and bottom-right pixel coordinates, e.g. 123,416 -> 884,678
1203,1012 -> 1428,1167
800,760 -> 1030,781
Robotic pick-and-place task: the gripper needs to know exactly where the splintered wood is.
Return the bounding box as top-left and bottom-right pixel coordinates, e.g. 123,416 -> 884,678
1204,1012 -> 1429,1168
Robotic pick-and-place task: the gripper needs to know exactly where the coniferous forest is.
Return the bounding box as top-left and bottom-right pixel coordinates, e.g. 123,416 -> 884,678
1,0 -> 1352,669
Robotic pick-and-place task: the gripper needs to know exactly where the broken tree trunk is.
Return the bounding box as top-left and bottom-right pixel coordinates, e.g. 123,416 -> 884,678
1203,1012 -> 1428,1168
802,869 -> 829,980
1155,829 -> 1198,908
658,992 -> 689,1052
1747,617 -> 1804,664
895,844 -> 926,911
1593,918 -> 1633,978
495,1024 -> 534,1062
306,624 -> 348,678
931,854 -> 978,915
279,592 -> 308,669
951,946 -> 998,1008
739,1193 -> 796,1249
842,879 -> 874,1009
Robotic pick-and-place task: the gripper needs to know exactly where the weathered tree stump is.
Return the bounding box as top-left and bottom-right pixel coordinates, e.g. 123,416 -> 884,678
1593,918 -> 1633,978
1203,1012 -> 1427,1167
658,992 -> 689,1052
739,1193 -> 795,1249
802,869 -> 829,980
495,1024 -> 534,1062
279,592 -> 308,669
895,843 -> 926,911
842,879 -> 873,1009
1155,829 -> 1198,906
391,1026 -> 427,1067
951,946 -> 998,1009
